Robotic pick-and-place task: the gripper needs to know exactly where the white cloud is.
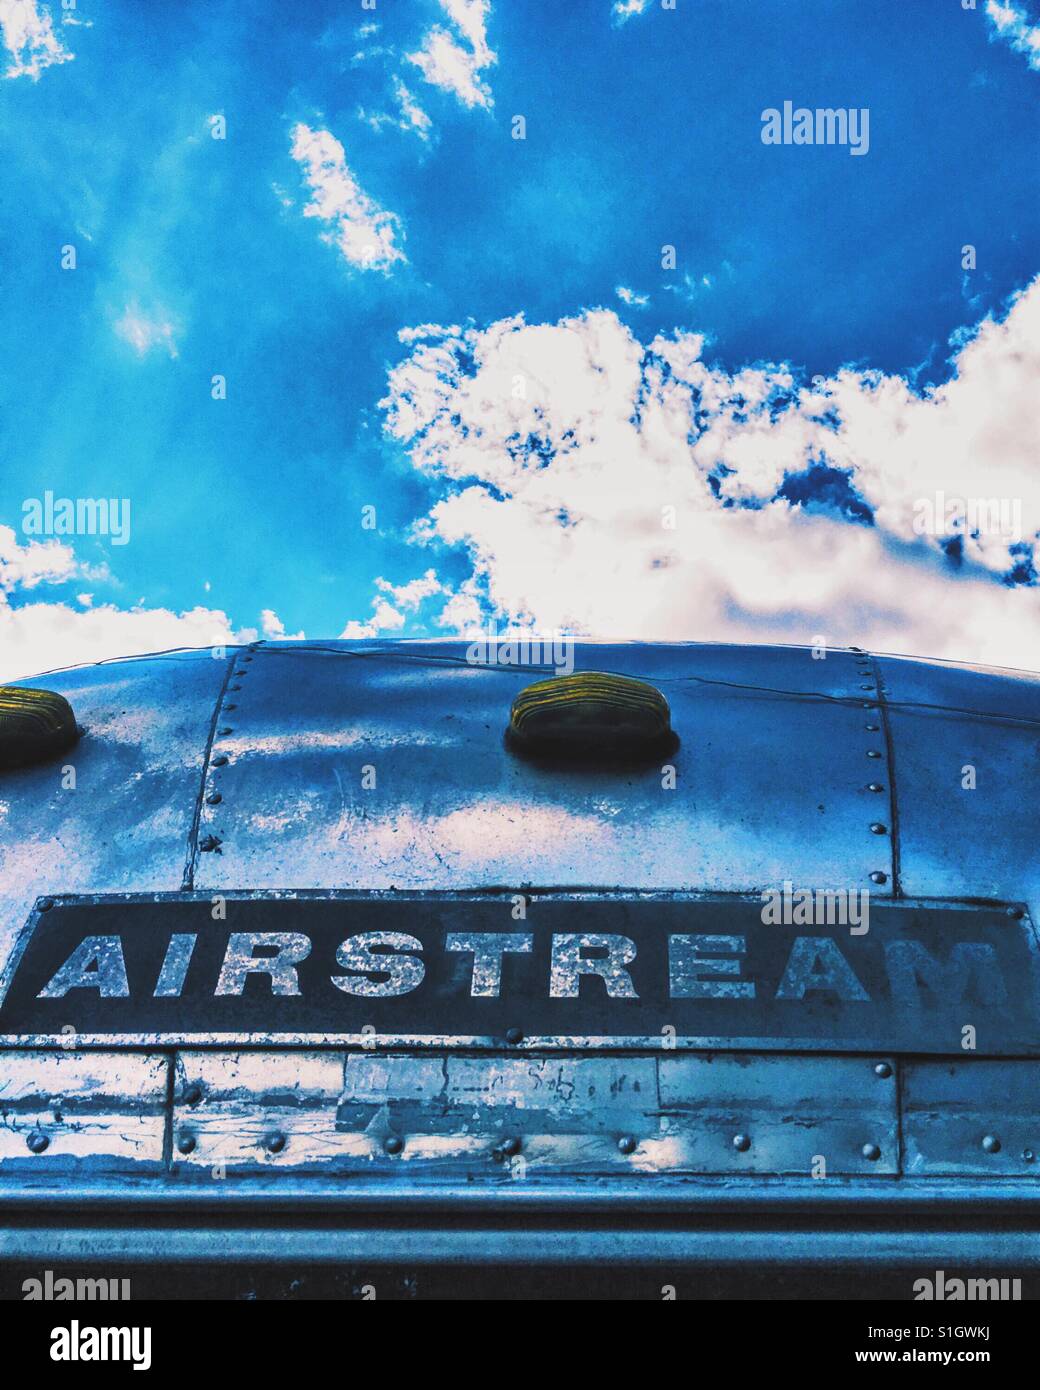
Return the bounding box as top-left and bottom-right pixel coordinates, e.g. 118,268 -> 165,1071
985,0 -> 1040,70
379,279 -> 1040,668
0,596 -> 259,683
339,569 -> 448,639
114,304 -> 178,359
290,122 -> 406,273
0,523 -> 77,591
612,0 -> 652,26
261,608 -> 305,640
0,526 -> 274,681
408,0 -> 496,110
616,285 -> 649,307
358,78 -> 433,142
0,0 -> 71,80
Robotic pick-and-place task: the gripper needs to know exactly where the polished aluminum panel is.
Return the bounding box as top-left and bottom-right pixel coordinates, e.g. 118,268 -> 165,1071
194,641 -> 891,894
0,651 -> 230,986
876,653 -> 1040,913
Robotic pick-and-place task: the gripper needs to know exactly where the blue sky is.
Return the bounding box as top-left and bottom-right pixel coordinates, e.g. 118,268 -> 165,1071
0,0 -> 1038,676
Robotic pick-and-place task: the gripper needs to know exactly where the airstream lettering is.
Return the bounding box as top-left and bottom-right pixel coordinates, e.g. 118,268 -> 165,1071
29,926 -> 1008,1008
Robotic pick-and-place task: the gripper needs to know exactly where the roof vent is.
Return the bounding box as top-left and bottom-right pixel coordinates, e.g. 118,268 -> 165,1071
508,671 -> 675,761
0,687 -> 79,770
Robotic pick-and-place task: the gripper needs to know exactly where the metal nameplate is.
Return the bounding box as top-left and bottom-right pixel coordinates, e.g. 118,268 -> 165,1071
0,891 -> 1037,1051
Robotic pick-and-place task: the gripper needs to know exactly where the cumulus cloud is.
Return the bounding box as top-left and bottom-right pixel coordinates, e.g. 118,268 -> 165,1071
0,0 -> 71,80
985,0 -> 1040,70
0,526 -> 272,681
0,524 -> 77,592
408,0 -> 496,110
261,608 -> 305,640
339,568 -> 446,638
379,279 -> 1040,667
0,596 -> 259,683
290,122 -> 405,272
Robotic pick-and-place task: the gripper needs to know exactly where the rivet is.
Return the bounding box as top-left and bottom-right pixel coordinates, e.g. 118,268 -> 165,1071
862,1143 -> 881,1161
37,898 -> 54,913
242,656 -> 253,663
264,1130 -> 287,1154
869,871 -> 888,885
981,1134 -> 1001,1154
228,684 -> 241,692
1023,1149 -> 1035,1162
874,1062 -> 892,1079
212,754 -> 228,767
199,835 -> 221,852
862,702 -> 875,710
865,723 -> 879,732
867,783 -> 884,793
223,703 -> 237,711
218,726 -> 233,736
849,646 -> 864,653
732,1133 -> 751,1152
859,684 -> 874,691
26,1131 -> 49,1154
1007,907 -> 1024,920
384,1135 -> 403,1155
617,1135 -> 637,1155
498,1136 -> 522,1157
505,1027 -> 524,1045
182,1084 -> 202,1106
176,1131 -> 196,1155
205,792 -> 222,805
870,823 -> 887,835
866,749 -> 882,758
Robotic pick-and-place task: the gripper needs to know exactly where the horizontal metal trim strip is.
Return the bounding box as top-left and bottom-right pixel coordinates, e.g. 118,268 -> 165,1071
5,1035 -> 1035,1054
4,1226 -> 1040,1267
4,1178 -> 1040,1213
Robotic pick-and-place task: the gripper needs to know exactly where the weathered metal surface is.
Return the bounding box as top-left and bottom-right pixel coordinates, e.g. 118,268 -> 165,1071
0,639 -> 1037,1240
192,642 -> 891,895
171,1051 -> 344,1172
0,1050 -> 167,1172
3,891 -> 1036,1055
6,1224 -> 1040,1268
166,1049 -> 895,1177
652,1053 -> 896,1174
876,653 -> 1040,908
903,1060 -> 1040,1177
0,650 -> 231,988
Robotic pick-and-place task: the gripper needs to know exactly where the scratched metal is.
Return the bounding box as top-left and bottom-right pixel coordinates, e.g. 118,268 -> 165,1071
903,1060 -> 1040,1177
875,653 -> 1040,917
0,1050 -> 167,1172
193,641 -> 889,894
0,650 -> 231,987
168,1049 -> 896,1177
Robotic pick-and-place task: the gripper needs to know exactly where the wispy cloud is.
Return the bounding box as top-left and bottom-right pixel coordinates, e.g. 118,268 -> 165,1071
290,122 -> 406,272
114,303 -> 179,359
612,0 -> 653,27
616,285 -> 649,307
358,77 -> 433,142
0,0 -> 71,80
985,0 -> 1040,70
408,0 -> 496,110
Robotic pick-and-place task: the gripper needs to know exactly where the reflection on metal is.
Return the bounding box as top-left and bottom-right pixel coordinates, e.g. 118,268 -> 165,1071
0,640 -> 1038,1271
904,1060 -> 1040,1177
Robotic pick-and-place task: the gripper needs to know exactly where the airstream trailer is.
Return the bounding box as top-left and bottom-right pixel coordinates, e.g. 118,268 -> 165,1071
1,639 -> 1038,1298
